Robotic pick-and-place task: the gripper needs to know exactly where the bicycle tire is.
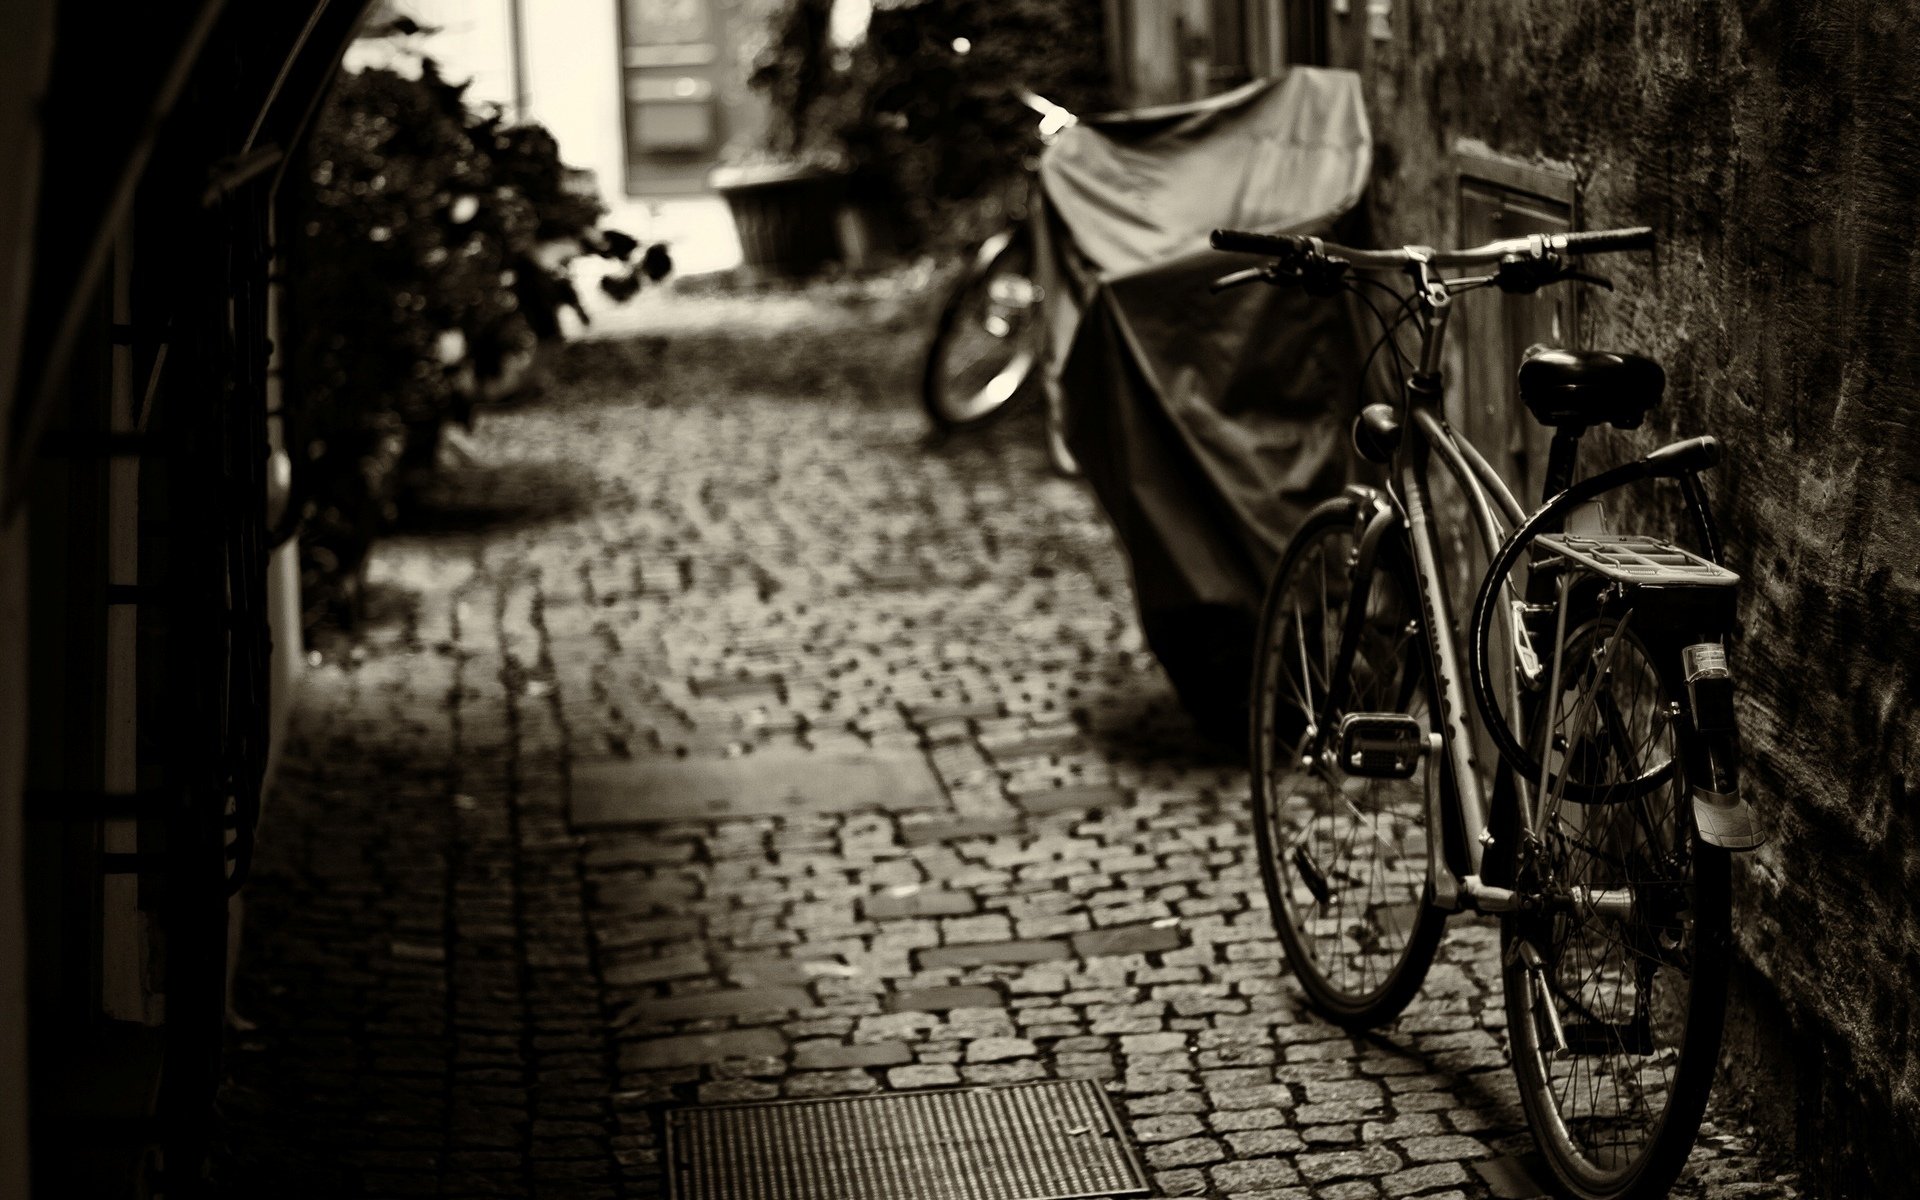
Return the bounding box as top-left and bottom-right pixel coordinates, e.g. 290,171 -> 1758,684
1249,500 -> 1449,1027
921,227 -> 1042,432
1501,616 -> 1732,1200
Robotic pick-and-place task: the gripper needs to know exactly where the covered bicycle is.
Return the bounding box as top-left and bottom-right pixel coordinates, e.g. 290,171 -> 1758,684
927,69 -> 1376,736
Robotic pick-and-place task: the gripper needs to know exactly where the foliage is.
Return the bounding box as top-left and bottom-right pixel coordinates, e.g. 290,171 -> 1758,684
751,0 -> 837,159
288,57 -> 644,628
748,0 -> 1112,247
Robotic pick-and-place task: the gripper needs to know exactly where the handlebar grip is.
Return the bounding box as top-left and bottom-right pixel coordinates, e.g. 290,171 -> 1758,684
1210,228 -> 1312,259
1557,226 -> 1655,255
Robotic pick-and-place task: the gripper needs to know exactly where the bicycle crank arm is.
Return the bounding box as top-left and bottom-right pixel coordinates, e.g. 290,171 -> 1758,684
1457,875 -> 1519,913
1454,876 -> 1642,927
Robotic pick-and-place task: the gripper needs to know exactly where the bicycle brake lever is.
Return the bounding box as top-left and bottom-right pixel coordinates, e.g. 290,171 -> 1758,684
1210,264 -> 1288,294
1495,259 -> 1614,294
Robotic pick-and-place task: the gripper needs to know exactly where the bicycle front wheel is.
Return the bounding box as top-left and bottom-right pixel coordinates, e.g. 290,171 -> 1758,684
1502,616 -> 1732,1200
921,228 -> 1042,431
1250,503 -> 1448,1027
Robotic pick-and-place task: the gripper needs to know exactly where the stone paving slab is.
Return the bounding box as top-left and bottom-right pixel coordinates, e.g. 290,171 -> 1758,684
570,747 -> 947,824
214,293 -> 1807,1200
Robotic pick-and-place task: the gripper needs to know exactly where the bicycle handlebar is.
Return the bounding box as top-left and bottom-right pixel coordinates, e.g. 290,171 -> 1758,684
1208,226 -> 1655,269
1557,227 -> 1655,255
1209,229 -> 1314,258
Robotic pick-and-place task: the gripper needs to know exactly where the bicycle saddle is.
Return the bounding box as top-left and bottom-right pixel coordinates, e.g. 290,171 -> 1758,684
1517,347 -> 1665,430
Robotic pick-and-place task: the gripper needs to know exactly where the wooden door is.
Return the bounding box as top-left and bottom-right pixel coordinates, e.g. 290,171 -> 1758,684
618,0 -> 725,195
1456,172 -> 1577,508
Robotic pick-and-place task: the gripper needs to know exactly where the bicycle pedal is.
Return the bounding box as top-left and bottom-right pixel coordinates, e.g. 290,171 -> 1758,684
1337,713 -> 1427,779
1560,1019 -> 1654,1057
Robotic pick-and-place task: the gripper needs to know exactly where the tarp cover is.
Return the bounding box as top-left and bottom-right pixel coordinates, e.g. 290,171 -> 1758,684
1033,69 -> 1374,723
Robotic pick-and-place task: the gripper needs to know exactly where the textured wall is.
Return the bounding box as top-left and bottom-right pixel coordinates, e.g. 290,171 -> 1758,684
1338,2 -> 1920,1189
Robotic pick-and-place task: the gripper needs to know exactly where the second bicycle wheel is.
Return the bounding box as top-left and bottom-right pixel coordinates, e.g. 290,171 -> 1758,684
1250,502 -> 1449,1027
1502,615 -> 1732,1200
921,228 -> 1042,431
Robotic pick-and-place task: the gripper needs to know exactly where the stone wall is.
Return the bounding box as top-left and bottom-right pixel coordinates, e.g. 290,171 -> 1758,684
1330,2 -> 1920,1190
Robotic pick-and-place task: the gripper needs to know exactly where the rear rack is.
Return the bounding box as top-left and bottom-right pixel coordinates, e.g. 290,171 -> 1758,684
1534,533 -> 1738,633
1534,534 -> 1739,588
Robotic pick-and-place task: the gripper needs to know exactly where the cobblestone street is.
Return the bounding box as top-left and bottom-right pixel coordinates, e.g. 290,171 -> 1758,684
214,289 -> 1802,1200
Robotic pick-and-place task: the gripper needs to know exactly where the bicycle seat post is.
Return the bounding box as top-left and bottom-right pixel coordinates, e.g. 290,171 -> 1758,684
1542,428 -> 1583,507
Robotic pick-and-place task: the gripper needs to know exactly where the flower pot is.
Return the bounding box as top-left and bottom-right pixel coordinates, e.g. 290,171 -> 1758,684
709,162 -> 846,277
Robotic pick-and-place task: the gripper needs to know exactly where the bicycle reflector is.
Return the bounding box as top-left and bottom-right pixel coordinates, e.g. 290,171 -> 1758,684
1682,643 -> 1736,732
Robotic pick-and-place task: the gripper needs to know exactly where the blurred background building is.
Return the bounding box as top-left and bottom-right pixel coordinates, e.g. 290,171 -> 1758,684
345,0 -> 785,273
345,0 -> 1339,276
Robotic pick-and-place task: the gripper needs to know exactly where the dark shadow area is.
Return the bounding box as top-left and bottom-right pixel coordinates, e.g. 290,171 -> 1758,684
542,273 -> 940,417
550,327 -> 921,415
1078,682 -> 1242,768
301,577 -> 424,660
398,453 -> 595,535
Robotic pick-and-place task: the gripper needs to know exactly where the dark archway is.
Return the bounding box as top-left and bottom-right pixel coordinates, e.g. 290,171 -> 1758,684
2,4 -> 377,1195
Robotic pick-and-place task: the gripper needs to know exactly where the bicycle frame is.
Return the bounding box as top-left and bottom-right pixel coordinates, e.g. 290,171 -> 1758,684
1312,256 -> 1731,913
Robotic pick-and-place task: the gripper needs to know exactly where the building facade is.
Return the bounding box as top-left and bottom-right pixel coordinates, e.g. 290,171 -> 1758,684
358,0 -> 788,272
1102,0 -> 1327,106
1,5 -> 371,1194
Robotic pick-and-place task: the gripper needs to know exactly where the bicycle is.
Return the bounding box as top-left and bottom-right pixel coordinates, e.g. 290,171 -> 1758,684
1209,224 -> 1763,1200
920,89 -> 1079,472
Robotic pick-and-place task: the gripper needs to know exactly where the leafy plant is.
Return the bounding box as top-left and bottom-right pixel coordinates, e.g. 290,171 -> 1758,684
748,0 -> 1112,249
287,54 -> 651,629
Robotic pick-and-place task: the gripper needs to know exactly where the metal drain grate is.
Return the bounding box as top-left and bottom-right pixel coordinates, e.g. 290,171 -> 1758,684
667,1080 -> 1149,1200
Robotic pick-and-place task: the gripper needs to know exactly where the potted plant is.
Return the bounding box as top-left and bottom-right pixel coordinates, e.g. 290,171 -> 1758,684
709,0 -> 852,276
709,147 -> 849,278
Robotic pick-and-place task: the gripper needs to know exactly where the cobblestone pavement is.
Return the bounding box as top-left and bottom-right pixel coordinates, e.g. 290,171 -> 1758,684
216,288 -> 1804,1199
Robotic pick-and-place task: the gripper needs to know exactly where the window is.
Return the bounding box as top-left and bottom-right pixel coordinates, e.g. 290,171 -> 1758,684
1241,0 -> 1328,76
1104,0 -> 1327,107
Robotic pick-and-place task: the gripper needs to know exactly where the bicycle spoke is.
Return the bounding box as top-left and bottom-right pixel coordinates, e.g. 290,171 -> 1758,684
1284,597 -> 1317,719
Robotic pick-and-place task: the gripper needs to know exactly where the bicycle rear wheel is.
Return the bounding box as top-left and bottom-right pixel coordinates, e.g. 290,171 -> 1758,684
1502,616 -> 1731,1200
1250,503 -> 1448,1027
921,228 -> 1042,431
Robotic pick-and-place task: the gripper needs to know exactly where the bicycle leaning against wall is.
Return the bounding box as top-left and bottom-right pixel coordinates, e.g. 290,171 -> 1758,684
1209,224 -> 1764,1200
